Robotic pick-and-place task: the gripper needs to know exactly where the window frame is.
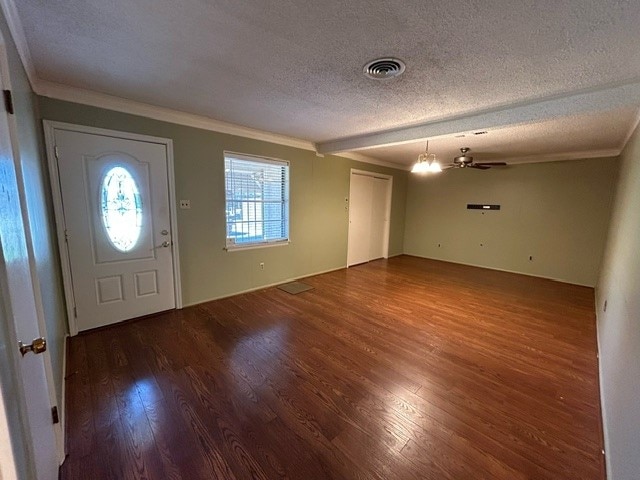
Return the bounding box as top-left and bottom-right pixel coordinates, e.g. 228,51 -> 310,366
223,151 -> 290,251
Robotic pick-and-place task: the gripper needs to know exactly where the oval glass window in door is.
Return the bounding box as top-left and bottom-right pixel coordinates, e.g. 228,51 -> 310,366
100,166 -> 143,252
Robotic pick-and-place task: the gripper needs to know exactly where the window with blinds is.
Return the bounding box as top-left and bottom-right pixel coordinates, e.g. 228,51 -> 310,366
224,153 -> 290,249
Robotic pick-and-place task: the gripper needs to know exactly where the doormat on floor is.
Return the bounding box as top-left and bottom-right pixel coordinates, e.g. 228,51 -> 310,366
277,281 -> 314,295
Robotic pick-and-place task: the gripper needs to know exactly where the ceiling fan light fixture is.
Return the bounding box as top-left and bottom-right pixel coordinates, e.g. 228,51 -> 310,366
454,147 -> 473,164
449,147 -> 508,170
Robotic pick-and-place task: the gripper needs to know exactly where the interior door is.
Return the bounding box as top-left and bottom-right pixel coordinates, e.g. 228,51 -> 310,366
347,173 -> 373,266
369,177 -> 389,260
0,74 -> 58,478
347,172 -> 392,267
53,129 -> 176,331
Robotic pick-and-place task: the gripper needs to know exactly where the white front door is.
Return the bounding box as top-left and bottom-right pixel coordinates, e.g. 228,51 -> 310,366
0,60 -> 58,478
52,128 -> 176,331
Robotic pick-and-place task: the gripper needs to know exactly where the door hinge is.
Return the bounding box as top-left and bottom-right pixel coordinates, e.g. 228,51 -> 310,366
64,229 -> 69,242
3,90 -> 14,115
73,306 -> 77,318
54,145 -> 59,159
51,406 -> 59,424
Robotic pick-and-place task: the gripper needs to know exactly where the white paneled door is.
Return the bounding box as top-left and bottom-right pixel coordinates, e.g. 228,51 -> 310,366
0,43 -> 58,478
347,171 -> 392,267
50,127 -> 178,332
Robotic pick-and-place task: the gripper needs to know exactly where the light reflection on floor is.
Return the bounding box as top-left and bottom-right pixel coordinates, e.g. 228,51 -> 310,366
119,378 -> 161,451
135,377 -> 163,407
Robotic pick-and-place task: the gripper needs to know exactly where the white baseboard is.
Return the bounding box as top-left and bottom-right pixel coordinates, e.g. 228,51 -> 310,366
182,265 -> 347,308
182,254 -> 493,308
402,253 -> 595,288
593,288 -> 612,479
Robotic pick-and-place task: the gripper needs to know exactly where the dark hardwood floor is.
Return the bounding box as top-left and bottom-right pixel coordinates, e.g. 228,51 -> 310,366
61,256 -> 605,479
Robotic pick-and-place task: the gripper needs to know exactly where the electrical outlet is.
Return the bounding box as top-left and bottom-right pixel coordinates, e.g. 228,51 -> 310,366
179,200 -> 191,209
260,262 -> 265,270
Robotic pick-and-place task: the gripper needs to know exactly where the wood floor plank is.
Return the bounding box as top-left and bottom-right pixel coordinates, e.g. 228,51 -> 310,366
62,256 -> 605,479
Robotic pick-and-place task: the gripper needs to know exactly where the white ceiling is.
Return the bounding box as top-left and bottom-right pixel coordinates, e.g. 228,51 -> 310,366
11,0 -> 640,167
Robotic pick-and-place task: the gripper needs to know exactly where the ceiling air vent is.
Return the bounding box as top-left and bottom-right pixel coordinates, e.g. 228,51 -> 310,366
363,58 -> 406,80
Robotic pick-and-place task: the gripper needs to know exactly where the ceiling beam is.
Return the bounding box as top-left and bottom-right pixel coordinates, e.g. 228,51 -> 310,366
315,80 -> 640,154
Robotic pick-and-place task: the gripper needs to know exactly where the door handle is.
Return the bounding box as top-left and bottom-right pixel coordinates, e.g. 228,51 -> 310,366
153,241 -> 171,250
19,337 -> 47,356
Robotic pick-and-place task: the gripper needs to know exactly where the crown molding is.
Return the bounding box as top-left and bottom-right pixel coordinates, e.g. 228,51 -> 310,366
499,149 -> 621,166
33,79 -> 622,172
332,151 -> 411,171
621,105 -> 640,152
37,80 -> 317,149
35,80 -> 399,170
0,0 -> 38,89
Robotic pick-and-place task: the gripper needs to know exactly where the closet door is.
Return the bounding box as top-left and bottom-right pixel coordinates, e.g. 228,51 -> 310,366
347,173 -> 372,266
369,177 -> 389,260
347,172 -> 392,267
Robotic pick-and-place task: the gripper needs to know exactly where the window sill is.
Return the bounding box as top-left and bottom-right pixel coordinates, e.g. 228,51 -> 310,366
224,241 -> 290,252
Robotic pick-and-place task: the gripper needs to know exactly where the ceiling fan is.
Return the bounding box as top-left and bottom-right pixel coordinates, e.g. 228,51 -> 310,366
443,148 -> 508,170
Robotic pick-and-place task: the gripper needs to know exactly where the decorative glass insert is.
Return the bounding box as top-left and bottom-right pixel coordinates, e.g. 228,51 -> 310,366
100,166 -> 143,252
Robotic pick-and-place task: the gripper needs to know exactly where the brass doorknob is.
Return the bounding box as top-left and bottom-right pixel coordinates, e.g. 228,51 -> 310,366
19,337 -> 47,356
152,241 -> 171,250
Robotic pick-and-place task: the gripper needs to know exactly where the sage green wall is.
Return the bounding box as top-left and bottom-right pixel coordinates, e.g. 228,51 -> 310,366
596,123 -> 640,480
404,157 -> 618,286
38,97 -> 407,305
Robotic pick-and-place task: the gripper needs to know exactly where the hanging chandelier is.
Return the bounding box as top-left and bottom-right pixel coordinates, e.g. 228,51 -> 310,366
411,141 -> 442,174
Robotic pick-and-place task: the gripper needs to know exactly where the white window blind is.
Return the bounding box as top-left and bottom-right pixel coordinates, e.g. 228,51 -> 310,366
224,153 -> 289,248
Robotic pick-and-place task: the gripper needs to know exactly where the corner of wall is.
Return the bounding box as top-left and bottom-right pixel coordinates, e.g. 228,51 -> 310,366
594,120 -> 640,480
593,285 -> 612,478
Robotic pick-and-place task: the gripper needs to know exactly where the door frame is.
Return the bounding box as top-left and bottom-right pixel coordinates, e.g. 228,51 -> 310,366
347,168 -> 393,266
43,121 -> 183,336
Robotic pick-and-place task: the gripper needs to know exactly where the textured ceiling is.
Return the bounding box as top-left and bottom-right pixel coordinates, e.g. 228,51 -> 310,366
14,0 -> 640,166
359,106 -> 638,166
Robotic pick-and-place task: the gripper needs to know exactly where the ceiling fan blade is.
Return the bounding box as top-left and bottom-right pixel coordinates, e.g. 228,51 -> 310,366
475,162 -> 507,166
441,165 -> 456,170
469,164 -> 490,170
